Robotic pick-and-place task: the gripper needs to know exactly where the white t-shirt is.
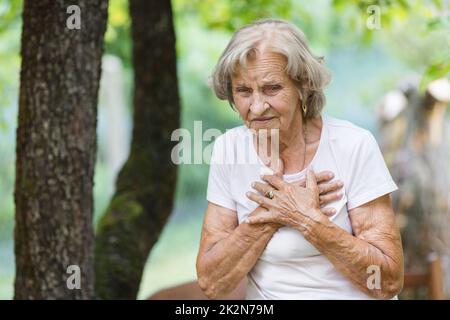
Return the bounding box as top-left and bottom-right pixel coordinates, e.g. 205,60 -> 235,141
206,114 -> 398,299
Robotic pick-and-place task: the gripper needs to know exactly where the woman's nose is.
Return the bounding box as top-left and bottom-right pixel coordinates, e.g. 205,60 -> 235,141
249,95 -> 270,116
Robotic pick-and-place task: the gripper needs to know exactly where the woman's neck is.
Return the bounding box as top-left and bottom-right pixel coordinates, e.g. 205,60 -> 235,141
253,115 -> 322,174
278,115 -> 322,174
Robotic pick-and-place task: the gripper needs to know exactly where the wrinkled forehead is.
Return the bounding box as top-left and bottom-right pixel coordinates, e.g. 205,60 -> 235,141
232,50 -> 288,84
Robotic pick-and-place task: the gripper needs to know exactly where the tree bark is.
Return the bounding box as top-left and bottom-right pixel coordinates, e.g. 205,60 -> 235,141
14,0 -> 108,299
95,0 -> 180,299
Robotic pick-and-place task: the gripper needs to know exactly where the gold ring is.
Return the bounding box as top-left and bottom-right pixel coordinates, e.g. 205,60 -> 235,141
265,189 -> 274,199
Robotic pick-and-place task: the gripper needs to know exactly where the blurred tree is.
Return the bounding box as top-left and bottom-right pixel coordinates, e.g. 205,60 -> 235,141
378,77 -> 450,299
14,0 -> 108,299
344,0 -> 450,298
95,0 -> 180,299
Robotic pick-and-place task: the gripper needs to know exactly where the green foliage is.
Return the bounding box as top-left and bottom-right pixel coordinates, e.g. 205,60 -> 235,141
174,0 -> 293,31
421,61 -> 450,90
0,0 -> 21,130
332,0 -> 450,88
0,0 -> 22,33
104,0 -> 131,68
0,0 -> 21,246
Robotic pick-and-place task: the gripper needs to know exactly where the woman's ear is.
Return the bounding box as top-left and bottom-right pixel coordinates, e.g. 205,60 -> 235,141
297,89 -> 303,106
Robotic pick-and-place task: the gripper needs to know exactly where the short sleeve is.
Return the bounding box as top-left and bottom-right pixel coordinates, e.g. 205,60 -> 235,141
345,131 -> 398,210
206,136 -> 237,210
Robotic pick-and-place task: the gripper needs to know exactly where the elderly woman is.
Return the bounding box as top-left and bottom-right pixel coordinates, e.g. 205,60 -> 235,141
196,18 -> 404,300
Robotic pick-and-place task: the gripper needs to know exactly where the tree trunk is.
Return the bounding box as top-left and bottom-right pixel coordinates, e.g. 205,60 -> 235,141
14,0 -> 108,299
95,0 -> 180,299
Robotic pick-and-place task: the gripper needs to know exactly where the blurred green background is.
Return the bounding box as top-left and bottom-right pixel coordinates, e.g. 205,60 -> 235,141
0,0 -> 449,299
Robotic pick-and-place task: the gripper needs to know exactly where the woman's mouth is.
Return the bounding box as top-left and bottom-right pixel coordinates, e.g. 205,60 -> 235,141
252,116 -> 276,123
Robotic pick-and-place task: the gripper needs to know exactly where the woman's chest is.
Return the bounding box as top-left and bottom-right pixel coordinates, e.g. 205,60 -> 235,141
230,153 -> 353,261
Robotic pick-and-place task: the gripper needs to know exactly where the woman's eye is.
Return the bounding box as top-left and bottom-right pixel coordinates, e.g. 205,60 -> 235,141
265,85 -> 282,93
236,87 -> 251,94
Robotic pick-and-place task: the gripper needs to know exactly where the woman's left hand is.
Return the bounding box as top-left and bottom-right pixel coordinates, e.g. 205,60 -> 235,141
245,168 -> 324,231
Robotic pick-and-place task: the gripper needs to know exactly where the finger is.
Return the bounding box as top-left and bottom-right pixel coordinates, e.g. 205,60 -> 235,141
318,180 -> 343,196
306,168 -> 318,192
262,174 -> 286,190
320,207 -> 337,217
245,211 -> 277,224
319,191 -> 344,205
246,191 -> 273,208
315,170 -> 335,184
292,171 -> 336,188
273,158 -> 284,177
251,181 -> 274,195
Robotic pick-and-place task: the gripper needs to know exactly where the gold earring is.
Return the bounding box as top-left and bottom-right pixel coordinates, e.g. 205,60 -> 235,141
302,102 -> 307,116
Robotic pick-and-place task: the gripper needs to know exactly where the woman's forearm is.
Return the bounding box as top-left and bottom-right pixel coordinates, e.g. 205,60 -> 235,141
300,211 -> 403,299
197,221 -> 278,299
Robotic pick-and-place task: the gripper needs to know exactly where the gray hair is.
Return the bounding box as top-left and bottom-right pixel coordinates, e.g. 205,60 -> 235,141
210,18 -> 331,119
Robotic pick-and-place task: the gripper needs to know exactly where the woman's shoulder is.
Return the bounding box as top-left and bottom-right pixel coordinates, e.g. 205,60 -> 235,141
324,115 -> 371,136
323,115 -> 380,156
210,125 -> 251,164
324,115 -> 375,144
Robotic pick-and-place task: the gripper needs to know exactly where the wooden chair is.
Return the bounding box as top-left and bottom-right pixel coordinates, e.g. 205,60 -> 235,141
403,255 -> 445,299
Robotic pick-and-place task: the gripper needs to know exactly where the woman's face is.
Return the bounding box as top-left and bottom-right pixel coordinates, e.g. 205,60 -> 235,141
231,51 -> 301,135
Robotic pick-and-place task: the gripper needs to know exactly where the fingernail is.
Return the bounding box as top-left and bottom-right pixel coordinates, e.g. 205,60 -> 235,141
328,173 -> 334,179
251,182 -> 256,188
246,192 -> 251,197
337,181 -> 343,187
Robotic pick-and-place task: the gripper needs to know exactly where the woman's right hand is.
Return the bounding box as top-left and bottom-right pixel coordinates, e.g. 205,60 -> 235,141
255,159 -> 344,218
